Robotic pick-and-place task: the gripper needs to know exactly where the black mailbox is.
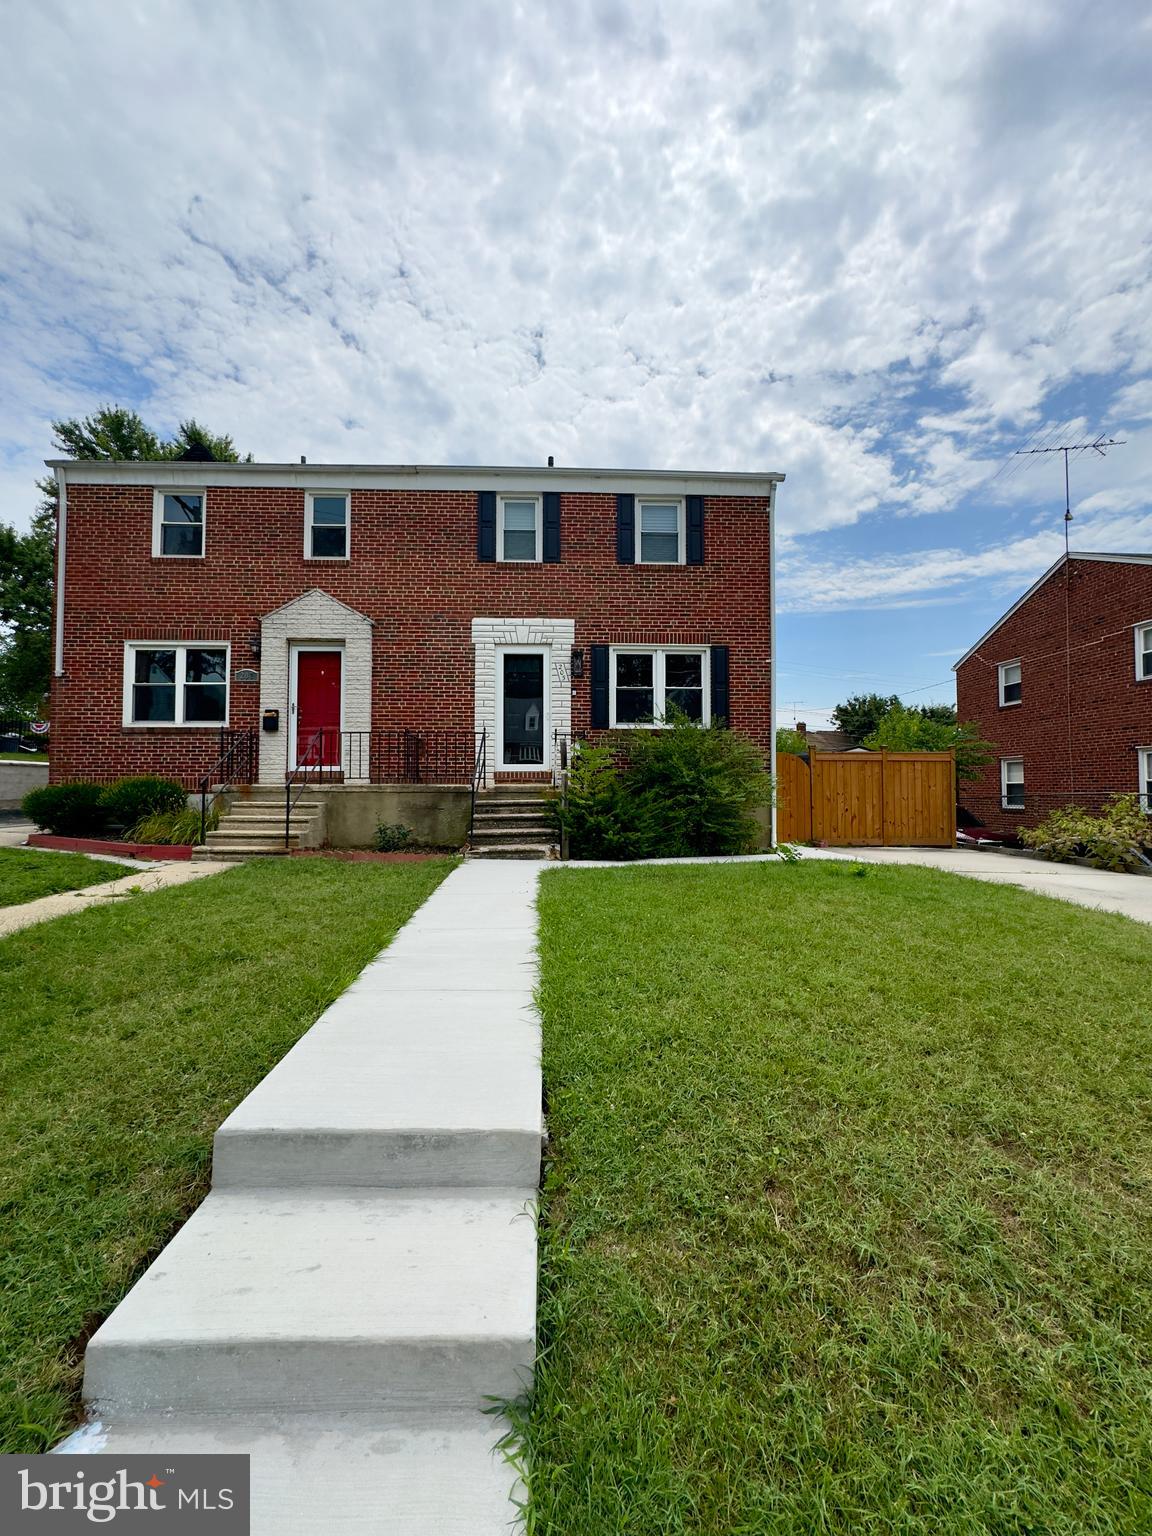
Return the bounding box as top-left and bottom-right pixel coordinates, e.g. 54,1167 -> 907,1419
262,709 -> 280,733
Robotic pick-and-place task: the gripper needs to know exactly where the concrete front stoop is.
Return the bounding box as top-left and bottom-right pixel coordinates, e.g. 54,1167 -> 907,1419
66,861 -> 545,1535
470,786 -> 557,860
193,784 -> 326,861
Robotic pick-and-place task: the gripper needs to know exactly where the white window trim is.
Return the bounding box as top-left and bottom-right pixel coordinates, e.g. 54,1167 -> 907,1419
609,645 -> 710,728
304,491 -> 351,561
1139,746 -> 1152,813
152,488 -> 206,559
122,641 -> 231,727
635,498 -> 686,565
496,495 -> 542,564
997,659 -> 1022,707
1000,756 -> 1025,811
1135,621 -> 1152,681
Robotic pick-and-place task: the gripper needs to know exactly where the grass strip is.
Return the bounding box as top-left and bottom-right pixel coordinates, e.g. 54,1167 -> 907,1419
0,847 -> 133,909
0,855 -> 454,1452
529,861 -> 1152,1535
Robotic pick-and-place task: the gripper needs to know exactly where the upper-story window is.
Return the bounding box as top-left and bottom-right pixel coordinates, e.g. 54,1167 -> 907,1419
636,499 -> 684,564
306,493 -> 349,560
1136,622 -> 1152,681
124,642 -> 228,725
498,497 -> 541,562
998,659 -> 1022,706
610,647 -> 708,726
1001,757 -> 1025,810
153,490 -> 204,558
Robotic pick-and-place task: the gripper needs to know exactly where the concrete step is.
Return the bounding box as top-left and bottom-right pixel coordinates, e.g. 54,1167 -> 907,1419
214,987 -> 541,1188
480,792 -> 550,806
60,1410 -> 521,1536
193,845 -> 290,860
471,826 -> 553,846
84,1187 -> 537,1417
468,844 -> 553,860
473,807 -> 555,824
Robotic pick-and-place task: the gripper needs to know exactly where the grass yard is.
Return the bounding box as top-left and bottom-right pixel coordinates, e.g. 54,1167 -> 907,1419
0,855 -> 454,1453
529,862 -> 1152,1535
0,846 -> 132,908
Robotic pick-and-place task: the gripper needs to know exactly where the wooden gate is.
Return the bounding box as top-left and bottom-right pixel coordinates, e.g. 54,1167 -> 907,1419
776,751 -> 955,847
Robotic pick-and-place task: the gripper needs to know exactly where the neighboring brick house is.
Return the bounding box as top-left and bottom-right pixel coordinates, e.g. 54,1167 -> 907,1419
48,459 -> 781,805
954,552 -> 1152,836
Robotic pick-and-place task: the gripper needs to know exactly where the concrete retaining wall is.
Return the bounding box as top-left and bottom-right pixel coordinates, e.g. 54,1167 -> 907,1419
318,785 -> 471,849
0,760 -> 48,810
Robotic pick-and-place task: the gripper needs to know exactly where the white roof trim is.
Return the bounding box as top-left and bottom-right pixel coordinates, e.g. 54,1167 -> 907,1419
48,460 -> 783,498
953,552 -> 1152,670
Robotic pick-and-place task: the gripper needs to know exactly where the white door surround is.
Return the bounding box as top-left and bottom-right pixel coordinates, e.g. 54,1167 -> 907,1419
472,618 -> 575,786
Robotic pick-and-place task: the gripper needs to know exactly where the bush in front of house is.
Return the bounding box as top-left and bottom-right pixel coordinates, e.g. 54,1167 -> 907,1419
129,807 -> 218,845
99,776 -> 188,832
374,822 -> 412,853
1020,794 -> 1152,873
557,716 -> 772,860
22,782 -> 110,837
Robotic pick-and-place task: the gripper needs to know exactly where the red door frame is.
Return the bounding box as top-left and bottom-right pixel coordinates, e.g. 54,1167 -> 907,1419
290,646 -> 343,768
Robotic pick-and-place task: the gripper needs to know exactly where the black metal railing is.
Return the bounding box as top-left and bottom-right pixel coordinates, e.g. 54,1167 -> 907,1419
296,729 -> 484,785
469,728 -> 487,845
284,728 -> 331,848
198,727 -> 257,844
0,715 -> 49,754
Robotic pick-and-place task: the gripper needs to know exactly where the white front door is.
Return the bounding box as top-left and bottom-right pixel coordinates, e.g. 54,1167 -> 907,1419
497,648 -> 549,770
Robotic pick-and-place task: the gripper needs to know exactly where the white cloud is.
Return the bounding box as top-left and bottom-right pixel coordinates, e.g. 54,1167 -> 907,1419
0,0 -> 1149,580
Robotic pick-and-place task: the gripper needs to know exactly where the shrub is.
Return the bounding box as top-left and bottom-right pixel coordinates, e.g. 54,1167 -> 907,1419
775,726 -> 808,757
557,718 -> 772,860
22,782 -> 109,837
862,705 -> 994,783
99,776 -> 187,831
1020,795 -> 1152,873
375,822 -> 412,853
129,807 -> 218,845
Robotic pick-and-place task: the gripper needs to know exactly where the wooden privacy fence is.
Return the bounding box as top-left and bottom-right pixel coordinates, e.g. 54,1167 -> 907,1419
777,750 -> 956,847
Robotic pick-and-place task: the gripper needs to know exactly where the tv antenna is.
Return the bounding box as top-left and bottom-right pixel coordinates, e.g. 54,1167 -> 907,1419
1014,433 -> 1125,554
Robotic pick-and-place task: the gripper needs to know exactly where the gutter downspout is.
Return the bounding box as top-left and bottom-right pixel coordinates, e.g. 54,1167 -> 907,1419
53,466 -> 67,677
768,480 -> 778,849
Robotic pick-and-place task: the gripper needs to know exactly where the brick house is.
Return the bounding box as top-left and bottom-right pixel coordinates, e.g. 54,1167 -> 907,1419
954,552 -> 1152,836
48,459 -> 782,846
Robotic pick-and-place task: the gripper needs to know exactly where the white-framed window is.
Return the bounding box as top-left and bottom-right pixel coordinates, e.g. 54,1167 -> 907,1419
123,642 -> 229,726
636,499 -> 685,564
1135,622 -> 1152,681
610,646 -> 709,727
1001,757 -> 1025,810
498,496 -> 541,562
998,659 -> 1022,706
1140,747 -> 1152,813
305,492 -> 349,560
152,490 -> 205,558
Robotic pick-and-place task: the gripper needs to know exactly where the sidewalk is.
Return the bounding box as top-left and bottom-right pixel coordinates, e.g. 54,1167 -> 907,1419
798,845 -> 1152,926
0,857 -> 233,937
62,859 -> 546,1536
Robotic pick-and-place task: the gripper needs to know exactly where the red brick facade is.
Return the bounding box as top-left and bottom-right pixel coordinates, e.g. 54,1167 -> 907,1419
50,469 -> 775,786
955,554 -> 1152,836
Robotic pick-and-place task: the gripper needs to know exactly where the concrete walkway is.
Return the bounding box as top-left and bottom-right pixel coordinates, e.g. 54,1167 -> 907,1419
0,857 -> 233,937
63,859 -> 545,1535
798,845 -> 1152,926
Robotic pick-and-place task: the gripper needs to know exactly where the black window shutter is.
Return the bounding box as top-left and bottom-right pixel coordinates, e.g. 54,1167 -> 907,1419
710,646 -> 730,726
590,645 -> 610,728
543,492 -> 561,563
477,491 -> 496,562
616,494 -> 635,564
686,495 -> 705,564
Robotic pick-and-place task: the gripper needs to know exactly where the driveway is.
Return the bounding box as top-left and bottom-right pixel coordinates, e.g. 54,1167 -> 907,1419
799,845 -> 1152,927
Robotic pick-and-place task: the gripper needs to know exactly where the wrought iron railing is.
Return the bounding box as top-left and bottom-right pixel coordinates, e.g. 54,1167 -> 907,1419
0,715 -> 49,753
198,727 -> 257,844
469,728 -> 487,845
284,728 -> 329,848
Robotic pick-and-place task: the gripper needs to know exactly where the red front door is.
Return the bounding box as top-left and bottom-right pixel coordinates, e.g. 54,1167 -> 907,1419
294,650 -> 342,767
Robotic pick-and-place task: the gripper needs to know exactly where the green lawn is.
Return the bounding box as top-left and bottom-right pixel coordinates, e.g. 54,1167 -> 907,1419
0,752 -> 48,762
0,856 -> 454,1453
528,862 -> 1152,1535
0,847 -> 132,909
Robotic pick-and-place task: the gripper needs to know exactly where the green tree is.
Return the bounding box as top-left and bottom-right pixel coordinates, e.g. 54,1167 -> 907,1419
0,407 -> 249,714
775,726 -> 808,756
862,704 -> 994,783
831,693 -> 902,745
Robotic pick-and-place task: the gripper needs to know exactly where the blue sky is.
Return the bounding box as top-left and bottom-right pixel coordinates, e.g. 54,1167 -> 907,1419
2,0 -> 1150,727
